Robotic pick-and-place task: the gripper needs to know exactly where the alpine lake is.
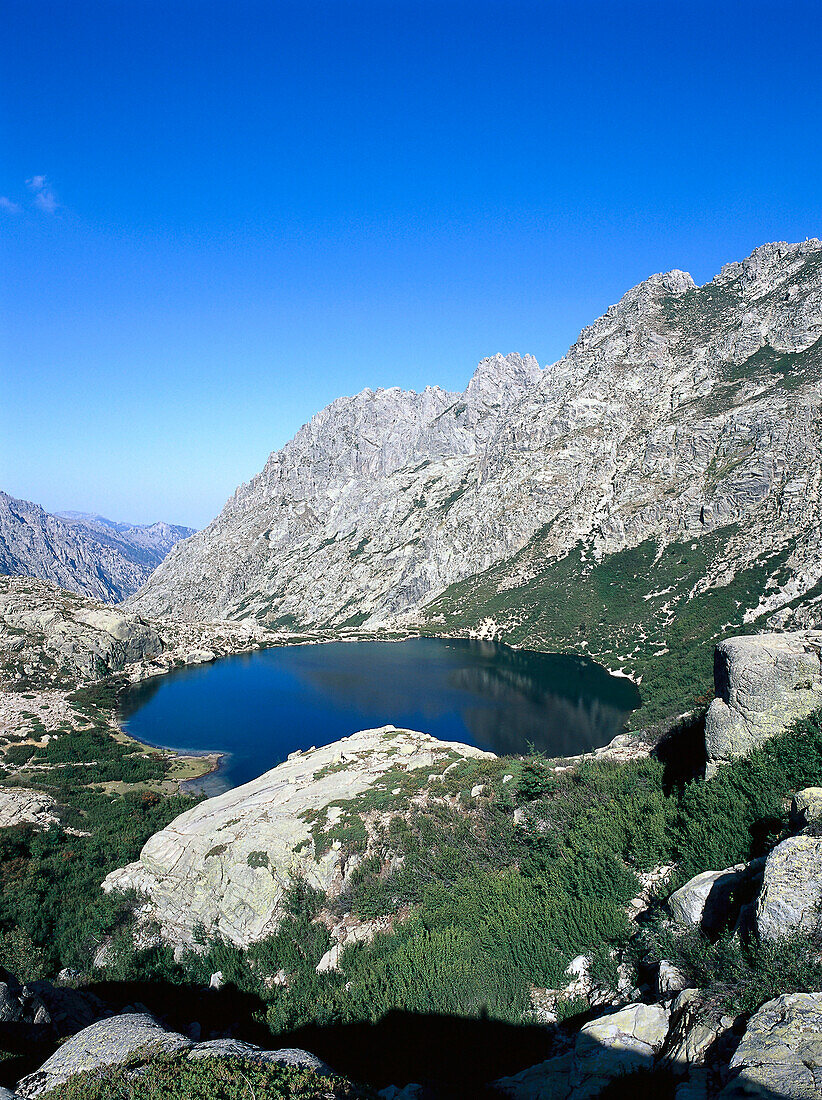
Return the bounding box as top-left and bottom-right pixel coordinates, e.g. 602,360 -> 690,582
119,638 -> 640,792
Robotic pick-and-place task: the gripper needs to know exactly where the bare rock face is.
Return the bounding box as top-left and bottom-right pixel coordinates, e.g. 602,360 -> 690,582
0,576 -> 163,687
570,1002 -> 670,1099
494,1002 -> 670,1099
0,787 -> 61,830
103,726 -> 493,949
15,1013 -> 191,1097
668,859 -> 765,937
0,575 -> 278,691
705,632 -> 822,771
0,492 -> 193,602
755,834 -> 822,941
719,993 -> 822,1098
793,786 -> 822,826
128,241 -> 822,652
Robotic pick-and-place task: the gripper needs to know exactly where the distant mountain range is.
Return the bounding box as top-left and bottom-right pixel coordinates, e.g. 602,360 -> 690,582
126,239 -> 822,721
0,492 -> 195,602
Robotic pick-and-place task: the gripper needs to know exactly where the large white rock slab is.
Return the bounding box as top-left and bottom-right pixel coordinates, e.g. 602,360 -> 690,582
0,787 -> 61,830
668,859 -> 765,937
103,725 -> 492,948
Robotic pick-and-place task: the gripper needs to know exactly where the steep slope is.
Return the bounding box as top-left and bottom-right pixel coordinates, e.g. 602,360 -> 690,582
128,240 -> 822,712
128,351 -> 543,623
0,493 -> 194,601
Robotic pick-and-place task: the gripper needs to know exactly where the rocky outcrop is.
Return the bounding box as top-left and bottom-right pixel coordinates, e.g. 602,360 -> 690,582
0,575 -> 278,691
129,241 -> 822,657
497,989 -> 822,1099
494,1052 -> 574,1099
494,1002 -> 670,1099
660,988 -> 731,1071
705,632 -> 822,771
14,1012 -> 329,1098
792,786 -> 822,826
755,834 -> 822,941
0,492 -> 193,602
665,832 -> 822,946
571,1002 -> 670,1099
0,969 -> 109,1038
719,992 -> 822,1098
668,860 -> 765,937
0,576 -> 163,687
0,787 -> 61,830
103,726 -> 493,949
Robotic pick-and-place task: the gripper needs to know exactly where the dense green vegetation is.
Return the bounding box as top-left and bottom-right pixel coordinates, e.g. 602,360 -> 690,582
3,723 -> 168,788
88,711 -> 822,1040
644,925 -> 822,1017
0,787 -> 197,976
41,1053 -> 370,1100
0,679 -> 169,789
5,696 -> 821,1029
423,528 -> 791,726
1,692 -> 820,1098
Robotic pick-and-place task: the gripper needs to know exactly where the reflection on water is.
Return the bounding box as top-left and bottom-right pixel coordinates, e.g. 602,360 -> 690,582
120,639 -> 639,791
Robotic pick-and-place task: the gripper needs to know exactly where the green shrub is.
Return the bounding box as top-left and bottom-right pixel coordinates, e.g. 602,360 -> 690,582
0,788 -> 198,973
39,1052 -> 369,1099
0,924 -> 48,981
647,924 -> 822,1016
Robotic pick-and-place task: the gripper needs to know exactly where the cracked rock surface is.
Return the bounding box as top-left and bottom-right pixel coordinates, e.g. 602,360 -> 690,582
103,725 -> 492,948
719,993 -> 822,1099
705,631 -> 822,769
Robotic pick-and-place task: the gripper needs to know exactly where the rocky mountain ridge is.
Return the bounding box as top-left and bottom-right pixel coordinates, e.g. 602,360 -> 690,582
128,242 -> 822,709
0,493 -> 194,602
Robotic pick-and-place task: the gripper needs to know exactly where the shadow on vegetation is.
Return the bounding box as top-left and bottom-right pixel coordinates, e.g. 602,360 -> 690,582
3,979 -> 587,1096
281,1008 -> 581,1096
0,983 -> 795,1100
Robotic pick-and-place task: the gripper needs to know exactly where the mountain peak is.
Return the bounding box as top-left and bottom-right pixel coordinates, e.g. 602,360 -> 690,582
464,353 -> 541,406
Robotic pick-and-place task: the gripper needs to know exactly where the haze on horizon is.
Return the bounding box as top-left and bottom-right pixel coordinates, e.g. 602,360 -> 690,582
2,0 -> 821,529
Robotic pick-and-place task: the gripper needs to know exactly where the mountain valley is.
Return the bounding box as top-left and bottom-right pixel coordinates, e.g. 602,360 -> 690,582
0,493 -> 194,602
3,241 -> 822,1098
129,240 -> 822,725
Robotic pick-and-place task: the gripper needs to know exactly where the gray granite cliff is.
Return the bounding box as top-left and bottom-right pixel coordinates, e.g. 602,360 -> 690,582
126,241 -> 822,642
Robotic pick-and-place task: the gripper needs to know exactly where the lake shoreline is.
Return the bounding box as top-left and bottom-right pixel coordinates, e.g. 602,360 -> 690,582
118,638 -> 641,791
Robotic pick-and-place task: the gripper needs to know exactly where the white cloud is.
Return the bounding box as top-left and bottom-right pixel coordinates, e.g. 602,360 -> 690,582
0,196 -> 21,214
26,174 -> 58,213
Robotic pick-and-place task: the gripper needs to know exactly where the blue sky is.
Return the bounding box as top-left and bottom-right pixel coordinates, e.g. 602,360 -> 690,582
2,0 -> 821,528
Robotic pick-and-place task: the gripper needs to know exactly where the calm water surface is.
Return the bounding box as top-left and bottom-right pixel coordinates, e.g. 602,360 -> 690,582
120,639 -> 640,791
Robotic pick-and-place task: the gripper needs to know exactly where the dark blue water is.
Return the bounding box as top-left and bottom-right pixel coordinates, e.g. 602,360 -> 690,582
120,639 -> 640,791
